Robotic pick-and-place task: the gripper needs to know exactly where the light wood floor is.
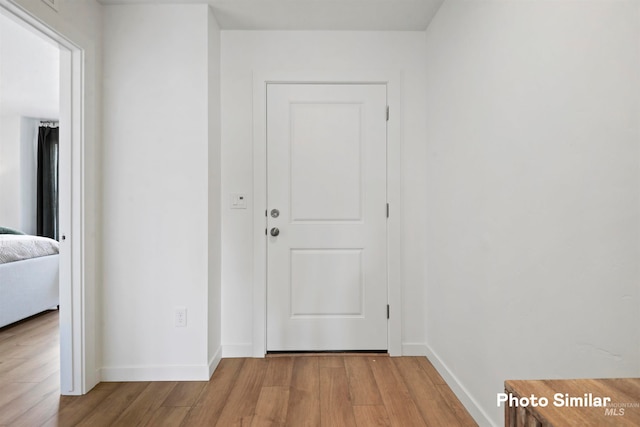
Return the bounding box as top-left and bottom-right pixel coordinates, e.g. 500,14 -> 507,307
0,310 -> 477,427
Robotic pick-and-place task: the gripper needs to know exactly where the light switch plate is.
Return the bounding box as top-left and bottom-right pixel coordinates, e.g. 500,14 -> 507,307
231,193 -> 247,209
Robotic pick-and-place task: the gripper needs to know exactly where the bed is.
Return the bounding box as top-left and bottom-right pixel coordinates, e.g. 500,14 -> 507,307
0,230 -> 59,328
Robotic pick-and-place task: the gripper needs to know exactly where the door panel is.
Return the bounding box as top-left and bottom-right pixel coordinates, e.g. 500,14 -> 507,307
290,103 -> 363,222
266,83 -> 387,351
290,249 -> 363,317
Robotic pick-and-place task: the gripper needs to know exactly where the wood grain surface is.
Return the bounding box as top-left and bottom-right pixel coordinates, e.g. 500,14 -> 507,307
1,311 -> 478,426
505,378 -> 640,427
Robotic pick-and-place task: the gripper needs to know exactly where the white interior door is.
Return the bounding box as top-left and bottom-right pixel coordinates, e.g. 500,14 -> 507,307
266,83 -> 388,351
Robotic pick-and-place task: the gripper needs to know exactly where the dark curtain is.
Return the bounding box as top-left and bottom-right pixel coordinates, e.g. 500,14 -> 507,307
37,126 -> 59,240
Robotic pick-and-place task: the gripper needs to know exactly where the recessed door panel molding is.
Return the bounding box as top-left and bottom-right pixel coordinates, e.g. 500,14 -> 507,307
290,248 -> 364,317
267,83 -> 388,352
289,102 -> 363,223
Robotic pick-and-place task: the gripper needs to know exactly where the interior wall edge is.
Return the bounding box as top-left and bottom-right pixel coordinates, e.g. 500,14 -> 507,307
222,344 -> 254,358
425,344 -> 496,427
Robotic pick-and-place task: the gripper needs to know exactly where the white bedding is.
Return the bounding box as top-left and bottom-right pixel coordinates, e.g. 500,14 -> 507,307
0,235 -> 59,264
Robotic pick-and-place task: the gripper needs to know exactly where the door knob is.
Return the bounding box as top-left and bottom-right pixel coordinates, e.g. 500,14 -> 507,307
270,227 -> 280,237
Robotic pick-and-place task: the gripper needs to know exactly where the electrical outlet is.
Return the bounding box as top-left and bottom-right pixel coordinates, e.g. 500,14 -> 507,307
175,307 -> 187,327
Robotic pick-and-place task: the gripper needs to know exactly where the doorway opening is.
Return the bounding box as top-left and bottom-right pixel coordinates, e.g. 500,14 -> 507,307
0,1 -> 86,395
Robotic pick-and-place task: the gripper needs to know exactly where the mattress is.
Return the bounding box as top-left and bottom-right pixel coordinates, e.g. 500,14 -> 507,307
0,235 -> 60,264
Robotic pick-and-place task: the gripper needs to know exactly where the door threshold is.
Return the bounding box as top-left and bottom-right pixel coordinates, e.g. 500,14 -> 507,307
266,350 -> 388,358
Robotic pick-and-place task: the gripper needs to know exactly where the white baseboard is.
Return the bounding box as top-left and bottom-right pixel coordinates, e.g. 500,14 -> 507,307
209,346 -> 222,378
222,343 -> 253,358
100,364 -> 210,382
424,345 -> 496,427
402,342 -> 428,356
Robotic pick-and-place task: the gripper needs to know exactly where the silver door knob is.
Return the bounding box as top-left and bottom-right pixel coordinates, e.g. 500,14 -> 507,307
270,227 -> 280,237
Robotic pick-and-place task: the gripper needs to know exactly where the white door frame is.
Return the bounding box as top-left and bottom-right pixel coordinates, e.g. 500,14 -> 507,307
252,71 -> 403,357
0,1 -> 88,394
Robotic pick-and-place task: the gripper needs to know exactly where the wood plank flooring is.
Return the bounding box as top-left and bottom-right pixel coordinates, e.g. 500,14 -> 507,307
0,310 -> 477,427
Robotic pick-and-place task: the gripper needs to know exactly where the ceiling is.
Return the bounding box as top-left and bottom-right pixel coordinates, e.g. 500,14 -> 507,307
96,0 -> 444,31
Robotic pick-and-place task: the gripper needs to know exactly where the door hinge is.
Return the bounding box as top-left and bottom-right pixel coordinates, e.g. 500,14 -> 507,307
387,304 -> 390,319
386,106 -> 389,121
265,228 -> 267,236
386,203 -> 389,218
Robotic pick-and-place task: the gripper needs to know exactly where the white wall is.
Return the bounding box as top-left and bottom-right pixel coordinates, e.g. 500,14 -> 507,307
0,12 -> 59,233
102,4 -> 222,380
0,12 -> 59,118
0,115 -> 21,228
19,117 -> 39,235
0,117 -> 53,234
207,7 -> 222,374
424,1 -> 640,425
220,31 -> 428,356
